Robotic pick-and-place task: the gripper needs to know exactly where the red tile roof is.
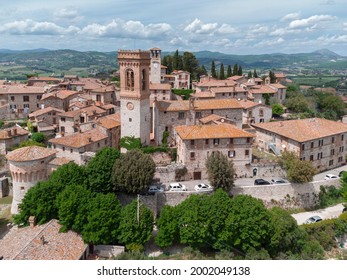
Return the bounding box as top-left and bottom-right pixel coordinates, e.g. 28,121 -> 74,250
41,90 -> 78,100
0,126 -> 29,140
252,118 -> 347,142
6,146 -> 56,162
49,129 -> 108,148
175,123 -> 255,140
29,106 -> 64,118
0,219 -> 87,260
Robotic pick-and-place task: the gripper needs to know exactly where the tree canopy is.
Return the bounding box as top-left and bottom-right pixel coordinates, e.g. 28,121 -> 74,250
112,149 -> 156,194
205,151 -> 235,192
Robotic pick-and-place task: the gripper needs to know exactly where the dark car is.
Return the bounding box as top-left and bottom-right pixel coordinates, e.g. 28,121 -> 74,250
254,179 -> 270,185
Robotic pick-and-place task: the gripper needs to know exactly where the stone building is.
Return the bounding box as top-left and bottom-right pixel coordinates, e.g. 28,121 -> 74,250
149,47 -> 162,84
0,83 -> 46,119
0,126 -> 29,154
40,89 -> 79,111
149,83 -> 173,101
174,123 -> 255,179
118,50 -> 151,146
49,129 -> 109,165
252,118 -> 347,171
6,146 -> 57,214
239,99 -> 272,125
28,106 -> 64,135
153,98 -> 243,145
171,70 -> 190,89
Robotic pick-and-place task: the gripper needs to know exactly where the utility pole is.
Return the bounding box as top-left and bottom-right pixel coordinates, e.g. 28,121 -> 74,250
137,194 -> 140,225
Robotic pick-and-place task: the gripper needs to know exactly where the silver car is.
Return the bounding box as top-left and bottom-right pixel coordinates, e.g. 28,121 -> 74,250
305,215 -> 322,224
168,182 -> 187,191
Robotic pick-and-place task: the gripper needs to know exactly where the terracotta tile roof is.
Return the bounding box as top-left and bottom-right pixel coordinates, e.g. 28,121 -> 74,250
195,79 -> 237,88
90,85 -> 115,93
0,126 -> 29,140
175,123 -> 255,140
252,118 -> 347,142
275,73 -> 286,78
0,84 -> 46,94
199,114 -> 226,124
156,99 -> 242,112
269,83 -> 287,89
29,106 -> 64,118
96,113 -> 121,129
150,83 -> 172,90
69,101 -> 88,110
227,75 -> 245,81
41,90 -> 78,100
49,157 -> 74,166
0,219 -> 87,260
58,105 -> 105,118
28,77 -> 62,82
99,103 -> 117,110
49,129 -> 108,148
6,146 -> 56,162
211,86 -> 246,93
191,91 -> 215,98
249,85 -> 277,95
239,99 -> 267,109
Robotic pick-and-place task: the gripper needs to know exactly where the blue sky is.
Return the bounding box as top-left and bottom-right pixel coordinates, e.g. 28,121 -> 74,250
1,0 -> 347,55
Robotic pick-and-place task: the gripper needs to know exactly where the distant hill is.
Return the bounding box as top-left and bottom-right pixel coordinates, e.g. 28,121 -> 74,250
0,48 -> 346,80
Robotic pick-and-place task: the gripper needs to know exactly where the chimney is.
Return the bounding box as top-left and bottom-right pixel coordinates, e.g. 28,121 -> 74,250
88,137 -> 92,142
29,216 -> 36,228
13,128 -> 17,135
7,130 -> 12,137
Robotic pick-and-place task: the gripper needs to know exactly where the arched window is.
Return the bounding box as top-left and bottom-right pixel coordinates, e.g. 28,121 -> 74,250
126,69 -> 134,91
142,69 -> 146,90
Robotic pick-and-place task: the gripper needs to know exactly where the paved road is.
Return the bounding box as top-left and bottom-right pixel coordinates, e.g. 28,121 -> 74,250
291,203 -> 345,225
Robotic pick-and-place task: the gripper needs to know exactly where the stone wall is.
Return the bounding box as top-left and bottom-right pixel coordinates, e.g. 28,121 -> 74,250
0,177 -> 9,198
94,245 -> 125,258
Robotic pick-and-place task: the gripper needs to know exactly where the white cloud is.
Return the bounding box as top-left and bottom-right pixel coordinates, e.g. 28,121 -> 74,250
184,19 -> 218,34
0,19 -> 79,35
281,12 -> 301,22
80,19 -> 172,39
343,23 -> 347,31
217,24 -> 237,34
289,15 -> 335,29
317,35 -> 347,43
53,8 -> 84,23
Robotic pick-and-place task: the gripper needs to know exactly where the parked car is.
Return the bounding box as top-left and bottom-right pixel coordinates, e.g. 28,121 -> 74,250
254,179 -> 270,185
168,182 -> 187,192
271,178 -> 288,184
147,185 -> 164,195
304,215 -> 322,224
194,183 -> 213,192
339,171 -> 347,178
324,174 -> 339,180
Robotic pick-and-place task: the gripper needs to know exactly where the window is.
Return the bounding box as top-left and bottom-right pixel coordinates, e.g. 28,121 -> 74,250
213,139 -> 219,145
70,149 -> 73,153
311,142 -> 314,149
10,96 -> 15,101
259,109 -> 264,117
190,140 -> 195,146
338,156 -> 343,163
142,69 -> 146,90
23,96 -> 29,102
178,112 -> 185,119
318,139 -> 323,147
190,152 -> 195,160
339,146 -> 344,153
332,136 -> 335,143
195,112 -> 202,119
310,155 -> 314,161
246,137 -> 251,143
329,159 -> 334,166
301,144 -> 305,150
10,104 -> 16,109
331,149 -> 335,156
37,95 -> 42,100
60,126 -> 65,133
23,104 -> 30,108
96,94 -> 101,102
205,139 -> 209,145
342,135 -> 345,141
129,118 -> 132,122
317,152 -> 323,159
61,117 -> 66,122
229,138 -> 234,144
245,149 -> 249,156
62,147 -> 65,151
211,109 -> 214,114
228,150 -> 235,158
126,69 -> 134,91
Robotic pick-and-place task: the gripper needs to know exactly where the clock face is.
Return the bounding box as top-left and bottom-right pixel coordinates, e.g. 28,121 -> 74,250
126,102 -> 134,110
153,62 -> 159,69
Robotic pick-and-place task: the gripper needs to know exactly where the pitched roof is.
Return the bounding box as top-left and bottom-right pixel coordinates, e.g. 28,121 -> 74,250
49,129 -> 108,148
156,99 -> 242,112
0,84 -> 46,94
150,83 -> 172,90
249,85 -> 277,94
210,86 -> 246,93
96,113 -> 121,129
175,123 -> 255,140
195,79 -> 237,88
41,90 -> 78,100
199,114 -> 226,124
0,219 -> 87,260
239,99 -> 267,109
28,106 -> 64,118
252,118 -> 347,142
48,157 -> 74,166
6,146 -> 56,162
0,126 -> 29,139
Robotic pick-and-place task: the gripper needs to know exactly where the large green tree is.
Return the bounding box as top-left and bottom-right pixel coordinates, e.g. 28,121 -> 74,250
118,200 -> 154,251
112,149 -> 156,194
227,65 -> 232,78
219,63 -> 225,80
211,60 -> 217,78
86,147 -> 121,194
155,205 -> 180,248
206,151 -> 235,192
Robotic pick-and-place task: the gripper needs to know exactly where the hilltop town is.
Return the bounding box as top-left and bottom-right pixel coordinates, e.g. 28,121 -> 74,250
0,47 -> 347,260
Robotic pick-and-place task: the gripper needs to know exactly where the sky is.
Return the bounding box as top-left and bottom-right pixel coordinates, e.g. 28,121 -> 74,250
0,0 -> 347,55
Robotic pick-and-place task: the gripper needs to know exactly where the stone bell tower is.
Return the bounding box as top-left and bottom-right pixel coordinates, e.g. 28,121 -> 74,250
118,50 -> 151,146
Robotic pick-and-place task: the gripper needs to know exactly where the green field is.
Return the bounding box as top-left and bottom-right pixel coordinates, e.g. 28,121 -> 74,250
291,76 -> 341,87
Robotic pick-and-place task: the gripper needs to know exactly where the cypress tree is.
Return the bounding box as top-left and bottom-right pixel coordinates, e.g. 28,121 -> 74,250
211,60 -> 217,78
227,65 -> 232,77
219,63 -> 225,80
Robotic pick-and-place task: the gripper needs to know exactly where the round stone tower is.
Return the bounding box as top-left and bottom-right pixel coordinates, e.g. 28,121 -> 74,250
6,146 -> 57,214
